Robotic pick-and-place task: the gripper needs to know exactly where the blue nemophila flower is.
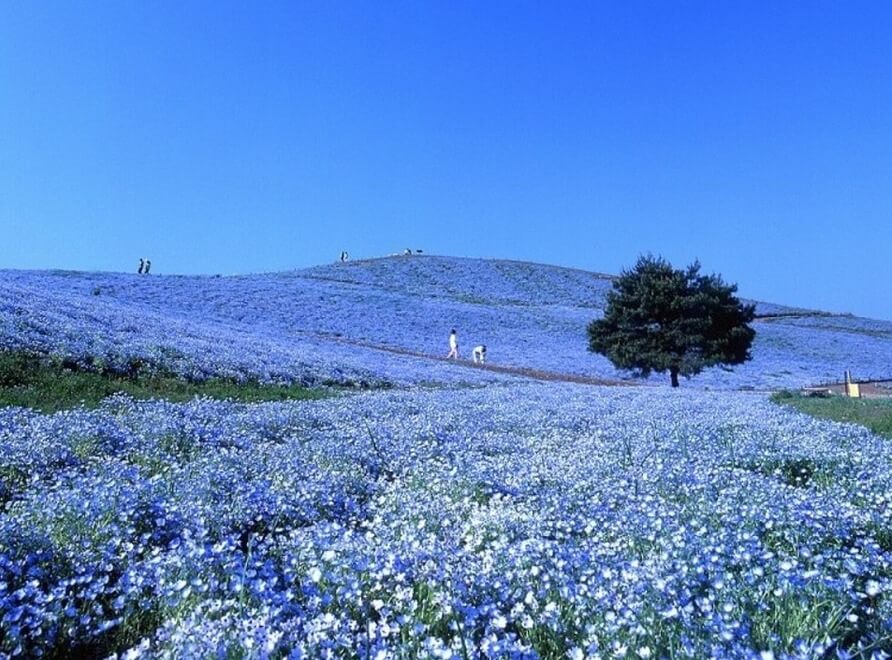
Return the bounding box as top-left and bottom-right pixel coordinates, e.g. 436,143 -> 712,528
3,383 -> 892,656
4,261 -> 892,389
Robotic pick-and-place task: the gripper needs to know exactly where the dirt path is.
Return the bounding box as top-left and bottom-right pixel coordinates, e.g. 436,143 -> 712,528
318,334 -> 639,386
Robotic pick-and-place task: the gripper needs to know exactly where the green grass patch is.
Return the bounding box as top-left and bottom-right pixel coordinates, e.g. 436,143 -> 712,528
772,390 -> 892,439
0,350 -> 331,413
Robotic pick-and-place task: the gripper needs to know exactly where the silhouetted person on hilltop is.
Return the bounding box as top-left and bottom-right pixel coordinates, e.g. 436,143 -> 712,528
144,259 -> 152,274
138,258 -> 144,274
446,329 -> 459,359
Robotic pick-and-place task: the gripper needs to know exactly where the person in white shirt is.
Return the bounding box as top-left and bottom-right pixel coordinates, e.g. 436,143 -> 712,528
446,329 -> 459,359
472,345 -> 487,364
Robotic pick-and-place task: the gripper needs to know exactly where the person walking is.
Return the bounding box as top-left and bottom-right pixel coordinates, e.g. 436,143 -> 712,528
446,329 -> 459,359
138,258 -> 145,274
144,259 -> 152,274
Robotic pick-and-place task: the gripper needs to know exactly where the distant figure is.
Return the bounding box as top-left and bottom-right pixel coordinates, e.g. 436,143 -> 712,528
473,345 -> 487,364
446,329 -> 459,359
138,258 -> 145,274
144,259 -> 152,274
340,251 -> 350,262
404,248 -> 412,256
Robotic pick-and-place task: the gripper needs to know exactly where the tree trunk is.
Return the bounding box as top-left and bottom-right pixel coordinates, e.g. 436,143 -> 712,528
670,367 -> 679,388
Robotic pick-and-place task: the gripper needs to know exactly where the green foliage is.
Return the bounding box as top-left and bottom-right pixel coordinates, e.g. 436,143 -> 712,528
772,391 -> 892,439
0,351 -> 39,387
587,255 -> 756,386
0,350 -> 330,413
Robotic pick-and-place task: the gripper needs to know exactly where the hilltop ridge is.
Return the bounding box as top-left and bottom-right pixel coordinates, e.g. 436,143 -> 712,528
298,254 -> 837,319
1,255 -> 891,390
299,255 -> 616,309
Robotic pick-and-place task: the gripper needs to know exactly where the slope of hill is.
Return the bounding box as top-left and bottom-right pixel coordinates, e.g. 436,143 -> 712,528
2,255 -> 890,389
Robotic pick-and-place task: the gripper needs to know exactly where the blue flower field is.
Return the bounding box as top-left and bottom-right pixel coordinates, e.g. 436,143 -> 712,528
2,256 -> 892,658
4,256 -> 892,389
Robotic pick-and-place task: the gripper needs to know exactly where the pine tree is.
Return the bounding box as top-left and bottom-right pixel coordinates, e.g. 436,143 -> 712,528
587,255 -> 756,387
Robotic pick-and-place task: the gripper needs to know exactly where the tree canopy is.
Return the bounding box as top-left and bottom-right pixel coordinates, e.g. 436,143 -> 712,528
587,255 -> 756,387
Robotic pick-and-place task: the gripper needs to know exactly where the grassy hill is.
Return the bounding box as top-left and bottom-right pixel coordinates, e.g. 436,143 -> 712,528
2,255 -> 890,389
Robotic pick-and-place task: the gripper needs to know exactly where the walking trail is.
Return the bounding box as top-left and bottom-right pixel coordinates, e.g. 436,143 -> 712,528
318,334 -> 639,387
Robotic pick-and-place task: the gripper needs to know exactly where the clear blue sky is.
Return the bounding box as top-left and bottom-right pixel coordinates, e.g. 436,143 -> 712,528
2,2 -> 891,319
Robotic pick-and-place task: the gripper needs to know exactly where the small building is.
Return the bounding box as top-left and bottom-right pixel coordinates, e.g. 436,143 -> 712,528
802,372 -> 892,399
